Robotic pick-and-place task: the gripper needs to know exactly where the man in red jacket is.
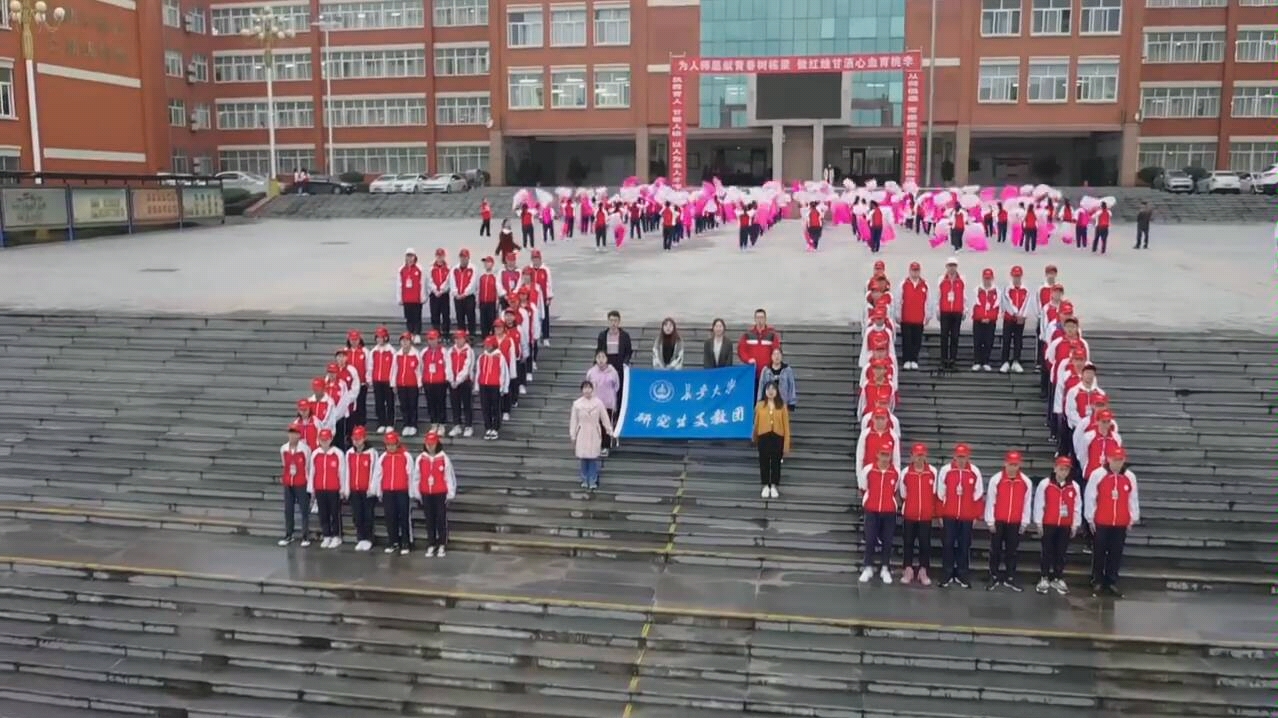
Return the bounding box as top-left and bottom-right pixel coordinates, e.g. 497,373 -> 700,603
932,258 -> 966,371
857,448 -> 900,584
451,249 -> 478,337
398,249 -> 424,340
428,248 -> 453,335
479,198 -> 492,237
899,443 -> 938,585
738,309 -> 781,383
970,268 -> 1000,372
477,256 -> 499,337
1084,447 -> 1140,597
279,422 -> 312,547
936,443 -> 983,588
998,265 -> 1030,373
345,426 -> 379,552
983,451 -> 1033,592
894,261 -> 930,370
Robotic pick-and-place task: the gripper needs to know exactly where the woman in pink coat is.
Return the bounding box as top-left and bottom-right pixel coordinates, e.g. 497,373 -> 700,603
570,380 -> 614,492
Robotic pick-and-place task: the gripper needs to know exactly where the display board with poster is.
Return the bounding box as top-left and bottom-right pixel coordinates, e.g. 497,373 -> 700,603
70,188 -> 130,227
131,188 -> 181,224
181,186 -> 225,221
2,188 -> 69,229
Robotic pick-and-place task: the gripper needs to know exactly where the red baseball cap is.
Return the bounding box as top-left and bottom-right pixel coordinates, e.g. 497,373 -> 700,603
351,426 -> 367,440
1097,409 -> 1114,421
877,443 -> 894,455
1107,446 -> 1127,461
982,268 -> 994,279
310,378 -> 325,392
400,331 -> 413,341
435,248 -> 446,257
459,248 -> 470,257
454,329 -> 469,339
424,431 -> 440,444
484,336 -> 498,348
385,431 -> 400,444
503,252 -> 517,262
287,422 -> 302,433
1060,301 -> 1075,314
375,326 -> 390,338
870,307 -> 887,319
872,407 -> 889,419
1005,450 -> 1022,463
326,362 -> 339,374
1010,265 -> 1024,277
1071,347 -> 1088,360
482,255 -> 495,264
531,249 -> 543,258
909,261 -> 921,271
318,429 -> 333,441
911,443 -> 928,456
296,398 -> 310,410
1054,455 -> 1073,467
954,443 -> 971,457
1045,264 -> 1058,273
347,329 -> 362,341
869,333 -> 889,349
427,330 -> 441,341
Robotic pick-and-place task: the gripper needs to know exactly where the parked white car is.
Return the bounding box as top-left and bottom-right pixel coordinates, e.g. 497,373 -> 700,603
392,173 -> 427,193
215,171 -> 268,194
1162,170 -> 1194,193
1250,164 -> 1278,194
369,174 -> 400,193
418,173 -> 469,194
1196,171 -> 1242,194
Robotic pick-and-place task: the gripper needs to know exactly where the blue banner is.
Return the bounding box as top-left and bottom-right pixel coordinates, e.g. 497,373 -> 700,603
615,365 -> 756,440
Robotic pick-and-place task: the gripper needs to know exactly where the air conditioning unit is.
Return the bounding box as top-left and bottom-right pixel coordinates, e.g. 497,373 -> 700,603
186,63 -> 198,83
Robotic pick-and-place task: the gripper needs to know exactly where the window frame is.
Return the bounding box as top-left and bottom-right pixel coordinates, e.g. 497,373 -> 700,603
1079,0 -> 1121,35
1030,0 -> 1071,36
980,0 -> 1022,37
977,61 -> 1021,104
168,98 -> 186,127
436,144 -> 490,174
163,0 -> 182,27
433,0 -> 488,27
592,5 -> 630,46
507,8 -> 544,49
1026,60 -> 1070,103
508,68 -> 545,110
593,66 -> 631,109
435,93 -> 491,125
549,6 -> 586,48
434,44 -> 490,76
1139,85 -> 1222,119
1230,85 -> 1278,118
550,67 -> 588,109
1143,30 -> 1226,64
1074,59 -> 1119,103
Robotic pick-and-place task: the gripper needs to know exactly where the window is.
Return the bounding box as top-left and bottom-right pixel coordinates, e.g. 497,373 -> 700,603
1079,0 -> 1120,34
1027,60 -> 1068,102
1229,141 -> 1278,173
549,7 -> 586,47
1031,0 -> 1070,35
168,99 -> 186,127
508,69 -> 544,109
1140,86 -> 1221,118
171,150 -> 189,174
1231,85 -> 1278,118
981,0 -> 1021,36
1145,0 -> 1224,6
978,62 -> 1020,103
163,0 -> 181,27
210,4 -> 310,35
216,99 -> 316,130
326,96 -> 428,126
323,47 -> 427,79
1235,30 -> 1278,64
1137,142 -> 1215,171
507,9 -> 543,48
1143,30 -> 1226,63
593,67 -> 630,108
1075,60 -> 1119,102
187,9 -> 207,33
164,50 -> 183,77
190,54 -> 208,82
0,66 -> 14,118
214,52 -> 313,82
218,148 -> 316,175
191,104 -> 211,130
318,0 -> 425,29
436,94 -> 491,125
332,146 -> 426,174
1238,0 -> 1278,5
593,5 -> 629,45
437,144 -> 490,174
434,45 -> 489,76
0,3 -> 8,27
433,0 -> 488,26
551,68 -> 587,108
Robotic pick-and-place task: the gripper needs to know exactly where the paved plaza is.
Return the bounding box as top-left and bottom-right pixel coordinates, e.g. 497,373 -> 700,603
0,217 -> 1272,330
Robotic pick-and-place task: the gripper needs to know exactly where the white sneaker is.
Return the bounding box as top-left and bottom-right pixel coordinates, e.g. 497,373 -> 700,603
425,547 -> 437,557
332,537 -> 343,548
982,364 -> 993,372
403,427 -> 416,437
355,540 -> 371,552
399,548 -> 410,555
319,537 -> 331,548
1036,578 -> 1050,594
999,363 -> 1010,373
449,425 -> 463,437
502,412 -> 510,421
971,364 -> 982,372
384,546 -> 396,554
880,566 -> 893,584
761,486 -> 769,498
768,485 -> 779,499
437,547 -> 446,557
277,537 -> 291,546
300,539 -> 312,547
858,567 -> 875,583
532,362 -> 538,371
519,385 -> 527,395
463,427 -> 474,438
1012,362 -> 1025,374
377,426 -> 388,434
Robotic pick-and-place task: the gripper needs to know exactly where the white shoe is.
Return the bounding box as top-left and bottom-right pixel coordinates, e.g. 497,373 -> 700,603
971,364 -> 982,372
600,448 -> 610,458
463,427 -> 474,438
437,547 -> 446,557
425,546 -> 437,557
355,540 -> 371,552
399,548 -> 410,555
982,364 -> 993,372
541,339 -> 550,347
300,539 -> 312,547
490,430 -> 499,440
858,567 -> 875,583
999,363 -> 1010,373
519,385 -> 527,395
449,425 -> 462,437
384,546 -> 396,554
1012,362 -> 1025,374
1036,578 -> 1050,594
319,537 -> 331,548
761,486 -> 770,498
277,537 -> 291,546
532,362 -> 538,371
332,537 -> 343,548
403,427 -> 416,437
502,412 -> 510,421
880,566 -> 893,584
377,426 -> 388,434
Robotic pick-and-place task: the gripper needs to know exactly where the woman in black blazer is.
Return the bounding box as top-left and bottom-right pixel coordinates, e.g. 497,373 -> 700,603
703,318 -> 734,368
596,310 -> 634,374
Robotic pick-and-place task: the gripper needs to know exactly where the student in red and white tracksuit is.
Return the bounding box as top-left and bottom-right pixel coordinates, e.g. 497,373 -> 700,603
374,432 -> 413,554
1063,365 -> 1103,446
858,361 -> 896,418
476,336 -> 510,439
279,423 -> 313,546
1033,456 -> 1081,594
1053,352 -> 1091,454
294,397 -> 320,451
494,320 -> 520,418
478,256 -> 500,337
1073,396 -> 1121,469
859,398 -> 899,437
983,451 -> 1033,591
390,333 -> 422,436
857,450 -> 900,584
530,250 -> 554,344
859,335 -> 898,390
308,377 -> 338,437
1080,410 -> 1123,483
1084,447 -> 1140,597
308,429 -> 348,549
399,249 -> 424,338
893,262 -> 931,369
420,331 -> 449,434
970,269 -> 1001,371
345,330 -> 369,430
369,327 -> 395,433
451,249 -> 478,337
411,432 -> 457,557
935,444 -> 984,588
856,408 -> 899,470
445,331 -> 475,437
898,443 -> 938,585
427,248 -> 453,335
345,426 -> 380,551
859,308 -> 895,369
998,266 -> 1030,373
334,350 -> 362,448
930,259 -> 967,370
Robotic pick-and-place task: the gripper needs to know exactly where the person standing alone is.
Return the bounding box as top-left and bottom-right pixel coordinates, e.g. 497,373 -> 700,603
398,249 -> 424,341
751,382 -> 791,500
932,258 -> 967,371
1134,203 -> 1152,249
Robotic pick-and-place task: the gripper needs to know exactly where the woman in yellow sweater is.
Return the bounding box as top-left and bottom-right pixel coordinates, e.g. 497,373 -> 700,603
752,381 -> 792,499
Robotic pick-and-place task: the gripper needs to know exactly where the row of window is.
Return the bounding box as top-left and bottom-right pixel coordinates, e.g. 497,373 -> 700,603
508,67 -> 632,110
507,6 -> 631,49
1137,141 -> 1278,174
977,59 -> 1121,103
187,0 -> 495,34
164,50 -> 208,81
162,0 -> 207,32
1141,85 -> 1278,119
205,94 -> 495,129
214,145 -> 489,175
1146,0 -> 1278,7
206,46 -> 488,84
980,0 -> 1122,37
1144,30 -> 1277,64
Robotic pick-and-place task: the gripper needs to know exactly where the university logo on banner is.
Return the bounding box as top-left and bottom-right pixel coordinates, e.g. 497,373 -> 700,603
615,365 -> 755,440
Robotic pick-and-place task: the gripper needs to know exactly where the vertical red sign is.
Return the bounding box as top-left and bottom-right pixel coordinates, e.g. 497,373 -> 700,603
668,71 -> 687,189
900,51 -> 924,186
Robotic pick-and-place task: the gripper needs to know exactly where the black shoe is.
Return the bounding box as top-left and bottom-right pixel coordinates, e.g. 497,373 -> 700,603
1003,579 -> 1023,593
956,578 -> 971,589
940,578 -> 955,588
1104,584 -> 1124,598
985,579 -> 999,591
1082,544 -> 1093,555
1090,582 -> 1102,597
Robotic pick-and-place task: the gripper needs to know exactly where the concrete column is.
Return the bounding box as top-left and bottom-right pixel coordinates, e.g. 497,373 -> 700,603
1119,122 -> 1140,187
812,122 -> 824,182
634,126 -> 650,181
488,129 -> 505,186
771,125 -> 784,182
953,124 -> 971,186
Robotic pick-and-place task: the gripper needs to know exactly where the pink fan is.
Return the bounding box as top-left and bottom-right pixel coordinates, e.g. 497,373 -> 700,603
967,235 -> 989,252
882,223 -> 896,244
929,234 -> 947,249
1011,224 -> 1023,247
999,185 -> 1019,201
613,223 -> 626,247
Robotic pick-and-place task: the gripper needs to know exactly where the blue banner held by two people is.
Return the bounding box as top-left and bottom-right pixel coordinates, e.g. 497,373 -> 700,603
615,365 -> 756,440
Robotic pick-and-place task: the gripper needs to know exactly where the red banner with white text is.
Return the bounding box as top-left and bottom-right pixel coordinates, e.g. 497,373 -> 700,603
668,71 -> 688,189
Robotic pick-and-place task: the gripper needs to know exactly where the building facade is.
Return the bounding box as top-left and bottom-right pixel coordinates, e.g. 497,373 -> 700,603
1,0 -> 1274,185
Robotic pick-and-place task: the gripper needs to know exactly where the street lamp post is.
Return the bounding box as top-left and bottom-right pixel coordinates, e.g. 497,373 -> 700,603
922,0 -> 938,187
312,17 -> 339,175
9,0 -> 65,177
240,9 -> 295,190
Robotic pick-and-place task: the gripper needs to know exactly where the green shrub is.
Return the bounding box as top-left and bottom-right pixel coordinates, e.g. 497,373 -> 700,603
1183,166 -> 1208,182
339,171 -> 366,184
1136,166 -> 1164,187
222,187 -> 251,204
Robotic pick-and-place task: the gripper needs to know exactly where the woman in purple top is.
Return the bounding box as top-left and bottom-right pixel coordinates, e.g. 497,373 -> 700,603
585,350 -> 621,456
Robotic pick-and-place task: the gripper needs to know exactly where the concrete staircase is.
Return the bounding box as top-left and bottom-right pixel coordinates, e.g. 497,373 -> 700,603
0,312 -> 1272,717
1057,186 -> 1276,224
254,187 -> 519,220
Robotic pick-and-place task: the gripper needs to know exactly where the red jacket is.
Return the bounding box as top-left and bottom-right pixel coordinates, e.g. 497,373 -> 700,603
310,447 -> 345,493
392,350 -> 421,388
972,285 -> 1000,323
1086,469 -> 1139,528
857,429 -> 897,468
346,447 -> 377,494
860,382 -> 895,416
858,465 -> 899,514
378,448 -> 412,493
280,443 -> 310,488
984,470 -> 1033,527
900,464 -> 938,521
420,346 -> 446,385
1083,428 -> 1123,478
369,345 -> 394,384
429,263 -> 451,295
937,275 -> 966,314
898,278 -> 928,325
478,272 -> 498,304
480,201 -> 491,220
1035,479 -> 1080,529
399,264 -> 424,304
807,209 -> 821,229
737,326 -> 781,372
415,452 -> 456,498
936,462 -> 984,521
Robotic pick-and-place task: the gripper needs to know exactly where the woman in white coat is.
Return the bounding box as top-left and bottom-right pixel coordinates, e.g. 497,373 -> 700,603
651,317 -> 684,369
570,380 -> 613,491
